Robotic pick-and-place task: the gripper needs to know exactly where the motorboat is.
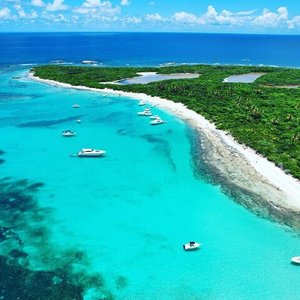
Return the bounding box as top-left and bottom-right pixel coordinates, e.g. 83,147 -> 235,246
73,104 -> 80,108
138,101 -> 146,106
183,241 -> 201,251
138,108 -> 152,116
62,130 -> 76,137
150,117 -> 165,125
77,148 -> 106,157
76,119 -> 81,123
149,115 -> 160,119
291,256 -> 300,264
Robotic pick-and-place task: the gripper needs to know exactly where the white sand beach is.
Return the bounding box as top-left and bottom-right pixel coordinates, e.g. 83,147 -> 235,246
28,72 -> 300,214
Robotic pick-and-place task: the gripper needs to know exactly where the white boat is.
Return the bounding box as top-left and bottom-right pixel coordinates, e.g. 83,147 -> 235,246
138,101 -> 146,106
138,108 -> 152,116
76,119 -> 81,123
183,241 -> 201,251
82,60 -> 97,64
77,148 -> 106,157
62,130 -> 76,137
149,115 -> 160,119
150,117 -> 165,125
291,256 -> 300,264
73,104 -> 80,108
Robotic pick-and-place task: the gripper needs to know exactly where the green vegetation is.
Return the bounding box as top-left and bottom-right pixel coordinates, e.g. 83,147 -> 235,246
256,69 -> 300,86
34,65 -> 156,86
33,64 -> 300,180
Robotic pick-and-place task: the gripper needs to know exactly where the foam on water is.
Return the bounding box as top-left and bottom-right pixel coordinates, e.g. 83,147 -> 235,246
1,67 -> 300,299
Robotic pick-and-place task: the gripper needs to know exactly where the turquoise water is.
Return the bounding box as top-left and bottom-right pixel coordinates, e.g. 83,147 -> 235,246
1,66 -> 300,299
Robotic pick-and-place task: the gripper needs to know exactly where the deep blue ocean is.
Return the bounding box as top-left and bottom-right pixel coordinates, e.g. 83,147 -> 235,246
1,32 -> 300,299
1,32 -> 300,67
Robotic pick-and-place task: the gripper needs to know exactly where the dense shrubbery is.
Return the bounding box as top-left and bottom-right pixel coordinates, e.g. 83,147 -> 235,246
33,65 -> 300,180
256,69 -> 300,85
34,65 -> 155,87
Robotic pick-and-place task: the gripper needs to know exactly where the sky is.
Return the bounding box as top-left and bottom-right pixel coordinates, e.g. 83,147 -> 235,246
1,0 -> 300,33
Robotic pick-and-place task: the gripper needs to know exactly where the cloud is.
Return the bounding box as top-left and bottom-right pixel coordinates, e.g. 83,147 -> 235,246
54,13 -> 67,22
46,0 -> 68,11
146,13 -> 165,22
236,10 -> 257,16
41,11 -> 67,22
172,6 -> 256,27
73,0 -> 120,17
199,5 -> 254,26
253,7 -> 288,27
124,16 -> 141,24
4,2 -> 300,32
29,10 -> 38,19
80,0 -> 102,8
288,16 -> 300,29
0,7 -> 11,19
120,0 -> 130,6
14,4 -> 26,18
31,0 -> 45,7
171,5 -> 293,28
172,11 -> 199,24
170,6 -> 299,30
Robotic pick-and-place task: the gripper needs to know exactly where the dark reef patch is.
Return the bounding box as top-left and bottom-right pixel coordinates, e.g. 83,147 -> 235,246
9,80 -> 35,90
117,128 -> 135,136
28,181 -> 45,191
0,177 -> 115,299
0,227 -> 21,243
140,134 -> 162,144
9,249 -> 28,258
116,275 -> 128,290
0,151 -> 5,164
0,92 -> 38,102
0,256 -> 83,300
140,134 -> 176,171
95,111 -> 134,127
17,115 -> 84,127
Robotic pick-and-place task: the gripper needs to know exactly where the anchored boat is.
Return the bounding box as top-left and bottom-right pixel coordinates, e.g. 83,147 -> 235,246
138,108 -> 152,116
150,117 -> 165,125
183,241 -> 201,251
291,256 -> 300,264
77,148 -> 106,157
62,129 -> 76,137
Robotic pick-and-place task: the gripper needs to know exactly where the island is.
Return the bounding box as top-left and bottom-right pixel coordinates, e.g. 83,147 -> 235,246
30,64 -> 300,227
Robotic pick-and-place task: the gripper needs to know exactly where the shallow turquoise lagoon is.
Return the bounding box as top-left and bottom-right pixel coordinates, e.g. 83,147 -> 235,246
1,67 -> 300,299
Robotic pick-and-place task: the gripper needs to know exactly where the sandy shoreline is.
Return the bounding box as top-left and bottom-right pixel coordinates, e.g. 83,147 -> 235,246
27,72 -> 300,219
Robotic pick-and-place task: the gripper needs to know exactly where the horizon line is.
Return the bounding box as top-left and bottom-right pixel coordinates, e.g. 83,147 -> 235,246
1,31 -> 300,36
